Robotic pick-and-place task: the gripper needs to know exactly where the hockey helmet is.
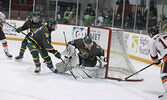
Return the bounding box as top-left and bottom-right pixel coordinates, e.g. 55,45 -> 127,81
31,11 -> 40,23
148,26 -> 159,38
47,18 -> 57,31
83,35 -> 93,50
47,18 -> 57,25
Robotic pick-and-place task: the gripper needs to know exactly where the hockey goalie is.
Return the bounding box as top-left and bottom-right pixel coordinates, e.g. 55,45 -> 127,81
56,35 -> 107,78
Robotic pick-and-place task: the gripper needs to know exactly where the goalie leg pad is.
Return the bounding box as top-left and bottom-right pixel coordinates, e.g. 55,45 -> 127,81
56,62 -> 67,73
83,67 -> 106,78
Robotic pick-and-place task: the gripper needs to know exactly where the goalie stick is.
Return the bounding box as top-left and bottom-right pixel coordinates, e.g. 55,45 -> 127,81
60,57 -> 80,80
124,58 -> 163,81
80,68 -> 92,78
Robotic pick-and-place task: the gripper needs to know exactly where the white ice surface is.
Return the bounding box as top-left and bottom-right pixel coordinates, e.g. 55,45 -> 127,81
0,40 -> 165,100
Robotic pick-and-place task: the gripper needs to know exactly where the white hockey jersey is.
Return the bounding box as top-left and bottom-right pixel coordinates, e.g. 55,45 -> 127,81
0,11 -> 6,23
148,33 -> 167,60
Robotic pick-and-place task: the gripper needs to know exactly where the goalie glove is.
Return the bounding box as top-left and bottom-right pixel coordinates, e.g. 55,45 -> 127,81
97,56 -> 107,68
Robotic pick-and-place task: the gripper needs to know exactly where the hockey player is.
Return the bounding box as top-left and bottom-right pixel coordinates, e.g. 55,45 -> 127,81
15,11 -> 45,60
56,35 -> 106,78
68,35 -> 104,67
0,11 -> 12,58
147,26 -> 167,100
26,18 -> 61,73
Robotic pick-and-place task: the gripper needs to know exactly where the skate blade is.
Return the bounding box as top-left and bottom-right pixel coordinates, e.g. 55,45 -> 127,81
15,58 -> 23,61
6,56 -> 12,60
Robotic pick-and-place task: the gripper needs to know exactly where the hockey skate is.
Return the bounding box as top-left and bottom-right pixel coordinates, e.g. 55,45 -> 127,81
15,50 -> 24,60
49,67 -> 58,73
158,93 -> 167,100
34,67 -> 41,73
15,55 -> 23,60
5,52 -> 12,58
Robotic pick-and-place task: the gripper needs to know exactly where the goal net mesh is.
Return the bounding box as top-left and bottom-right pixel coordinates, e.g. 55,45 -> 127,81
88,26 -> 143,81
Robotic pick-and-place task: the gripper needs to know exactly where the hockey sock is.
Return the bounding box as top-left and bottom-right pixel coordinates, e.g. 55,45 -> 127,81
1,39 -> 9,53
33,58 -> 40,67
161,73 -> 167,92
19,49 -> 25,56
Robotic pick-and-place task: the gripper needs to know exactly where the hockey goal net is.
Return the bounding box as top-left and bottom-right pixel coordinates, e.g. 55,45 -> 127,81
87,26 -> 143,81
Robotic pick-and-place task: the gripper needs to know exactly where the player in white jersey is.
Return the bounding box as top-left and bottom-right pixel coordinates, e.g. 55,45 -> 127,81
0,11 -> 12,58
148,26 -> 167,100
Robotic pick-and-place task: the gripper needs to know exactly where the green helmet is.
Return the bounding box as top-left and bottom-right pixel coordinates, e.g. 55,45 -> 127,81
31,11 -> 40,23
31,11 -> 40,17
83,35 -> 92,44
47,18 -> 57,25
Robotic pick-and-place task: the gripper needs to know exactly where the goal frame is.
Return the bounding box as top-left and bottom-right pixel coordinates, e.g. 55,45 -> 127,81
87,26 -> 143,82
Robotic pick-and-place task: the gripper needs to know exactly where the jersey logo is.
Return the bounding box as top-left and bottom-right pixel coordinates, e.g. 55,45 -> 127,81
45,33 -> 49,38
32,45 -> 36,48
79,49 -> 88,58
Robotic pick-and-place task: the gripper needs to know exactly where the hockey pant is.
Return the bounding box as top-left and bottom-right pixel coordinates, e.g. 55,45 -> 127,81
27,42 -> 54,68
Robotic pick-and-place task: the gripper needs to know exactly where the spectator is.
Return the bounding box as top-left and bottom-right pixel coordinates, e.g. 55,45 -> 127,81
82,3 -> 95,26
149,1 -> 157,18
103,9 -> 113,27
97,10 -> 105,26
68,8 -> 80,25
63,6 -> 72,24
158,14 -> 167,31
56,6 -> 63,23
2,0 -> 9,11
116,0 -> 129,5
124,14 -> 133,29
114,13 -> 122,28
136,11 -> 144,30
148,11 -> 157,27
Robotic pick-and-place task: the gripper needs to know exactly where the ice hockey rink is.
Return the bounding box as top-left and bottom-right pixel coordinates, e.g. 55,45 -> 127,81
0,40 -> 164,100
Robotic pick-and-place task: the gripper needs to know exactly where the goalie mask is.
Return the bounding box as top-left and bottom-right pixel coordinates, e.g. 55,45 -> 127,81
83,35 -> 93,50
32,11 -> 40,23
148,26 -> 159,38
47,18 -> 57,31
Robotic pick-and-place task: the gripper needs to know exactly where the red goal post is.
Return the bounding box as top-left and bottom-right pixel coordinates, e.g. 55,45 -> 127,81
87,26 -> 143,82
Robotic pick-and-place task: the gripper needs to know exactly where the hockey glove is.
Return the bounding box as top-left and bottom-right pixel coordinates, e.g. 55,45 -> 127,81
153,59 -> 161,65
16,27 -> 22,33
55,51 -> 61,59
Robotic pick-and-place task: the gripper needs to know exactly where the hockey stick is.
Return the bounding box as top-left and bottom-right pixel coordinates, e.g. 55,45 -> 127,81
60,57 -> 78,80
124,58 -> 163,80
80,68 -> 92,78
5,22 -> 26,35
63,31 -> 68,46
5,22 -> 42,49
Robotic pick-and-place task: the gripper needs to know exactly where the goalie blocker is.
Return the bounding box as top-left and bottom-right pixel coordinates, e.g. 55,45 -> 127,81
56,35 -> 107,78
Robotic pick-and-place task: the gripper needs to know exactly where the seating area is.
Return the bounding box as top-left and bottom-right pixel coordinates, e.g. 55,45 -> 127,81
11,0 -> 33,20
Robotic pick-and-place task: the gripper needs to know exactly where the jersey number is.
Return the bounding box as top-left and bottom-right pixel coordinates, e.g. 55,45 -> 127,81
159,35 -> 167,49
